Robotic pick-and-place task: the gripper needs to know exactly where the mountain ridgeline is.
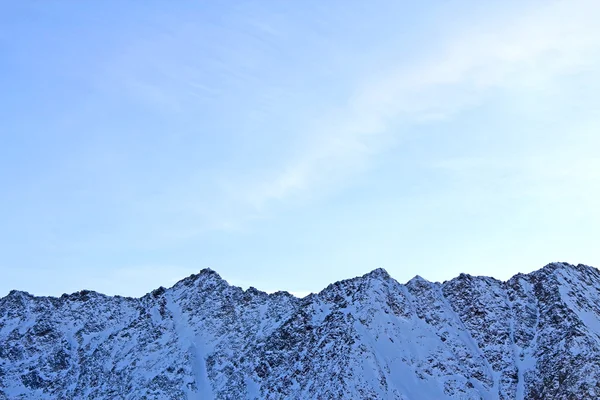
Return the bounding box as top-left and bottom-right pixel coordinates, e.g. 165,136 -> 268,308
1,262 -> 599,399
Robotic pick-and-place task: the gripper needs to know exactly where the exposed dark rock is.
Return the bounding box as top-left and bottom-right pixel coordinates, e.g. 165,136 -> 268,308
0,262 -> 599,399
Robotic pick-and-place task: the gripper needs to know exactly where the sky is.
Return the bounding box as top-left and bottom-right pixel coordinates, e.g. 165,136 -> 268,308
1,0 -> 600,298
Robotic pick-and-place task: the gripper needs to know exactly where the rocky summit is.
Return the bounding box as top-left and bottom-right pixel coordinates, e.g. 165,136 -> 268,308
1,262 -> 599,399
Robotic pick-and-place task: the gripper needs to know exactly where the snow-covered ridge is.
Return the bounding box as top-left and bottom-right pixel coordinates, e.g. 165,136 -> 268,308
1,262 -> 599,399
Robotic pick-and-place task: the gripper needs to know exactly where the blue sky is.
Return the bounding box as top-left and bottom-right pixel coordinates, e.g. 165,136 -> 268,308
1,0 -> 600,297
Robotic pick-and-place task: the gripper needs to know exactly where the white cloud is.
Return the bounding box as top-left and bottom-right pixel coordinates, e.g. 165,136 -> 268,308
92,0 -> 600,236
232,0 -> 600,212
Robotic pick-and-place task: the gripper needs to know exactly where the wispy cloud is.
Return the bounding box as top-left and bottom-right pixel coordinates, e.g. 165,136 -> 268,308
230,0 -> 600,212
4,0 -> 600,297
87,0 -> 600,237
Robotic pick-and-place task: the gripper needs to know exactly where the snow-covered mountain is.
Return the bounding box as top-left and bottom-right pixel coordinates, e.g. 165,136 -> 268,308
1,262 -> 599,399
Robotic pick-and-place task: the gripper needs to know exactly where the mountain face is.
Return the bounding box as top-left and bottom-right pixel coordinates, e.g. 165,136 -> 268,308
1,263 -> 599,399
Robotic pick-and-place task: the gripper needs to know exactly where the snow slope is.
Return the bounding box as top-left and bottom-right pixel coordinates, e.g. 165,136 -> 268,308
1,263 -> 599,399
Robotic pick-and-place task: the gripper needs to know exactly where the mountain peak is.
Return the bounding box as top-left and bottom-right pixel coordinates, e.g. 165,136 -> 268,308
175,267 -> 225,286
407,274 -> 430,286
6,289 -> 31,298
1,289 -> 33,304
542,261 -> 573,271
535,261 -> 584,277
362,267 -> 391,280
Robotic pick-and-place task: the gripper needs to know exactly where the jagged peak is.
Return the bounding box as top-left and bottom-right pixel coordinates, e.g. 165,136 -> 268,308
479,262 -> 600,290
268,290 -> 298,298
150,286 -> 167,298
536,261 -> 599,273
3,262 -> 597,305
541,261 -> 574,271
362,267 -> 391,280
241,286 -> 299,302
245,286 -> 265,296
452,273 -> 501,283
199,267 -> 221,276
530,262 -> 600,282
7,289 -> 32,298
175,267 -> 226,287
1,289 -> 34,303
316,268 -> 395,302
549,262 -> 598,272
406,274 -> 431,286
532,262 -> 581,278
193,267 -> 224,281
441,272 -> 507,293
59,289 -> 106,302
1,288 -> 111,305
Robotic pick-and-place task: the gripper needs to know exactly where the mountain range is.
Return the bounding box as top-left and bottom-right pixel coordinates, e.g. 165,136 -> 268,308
1,262 -> 599,399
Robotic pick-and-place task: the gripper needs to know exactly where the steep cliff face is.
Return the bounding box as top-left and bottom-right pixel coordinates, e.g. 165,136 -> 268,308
1,263 -> 599,399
